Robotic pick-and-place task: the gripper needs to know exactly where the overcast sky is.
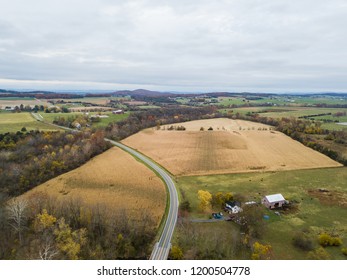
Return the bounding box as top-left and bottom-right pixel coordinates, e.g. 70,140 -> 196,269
0,0 -> 346,92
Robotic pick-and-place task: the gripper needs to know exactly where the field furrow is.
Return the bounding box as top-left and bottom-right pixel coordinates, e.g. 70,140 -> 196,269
122,118 -> 341,176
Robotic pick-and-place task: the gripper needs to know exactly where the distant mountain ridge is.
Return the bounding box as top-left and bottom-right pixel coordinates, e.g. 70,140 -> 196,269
113,89 -> 175,96
1,88 -> 347,98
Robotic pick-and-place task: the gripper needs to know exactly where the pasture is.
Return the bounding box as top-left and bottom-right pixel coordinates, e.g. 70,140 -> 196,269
220,107 -> 347,131
122,118 -> 341,176
215,95 -> 347,107
48,97 -> 111,106
40,111 -> 129,128
0,112 -> 59,133
23,147 -> 166,225
176,167 -> 347,259
91,112 -> 129,128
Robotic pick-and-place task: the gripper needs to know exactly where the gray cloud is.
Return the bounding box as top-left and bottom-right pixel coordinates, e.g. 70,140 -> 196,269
0,0 -> 346,92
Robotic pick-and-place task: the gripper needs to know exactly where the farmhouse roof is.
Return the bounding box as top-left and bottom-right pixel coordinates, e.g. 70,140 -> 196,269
265,193 -> 285,203
226,201 -> 241,207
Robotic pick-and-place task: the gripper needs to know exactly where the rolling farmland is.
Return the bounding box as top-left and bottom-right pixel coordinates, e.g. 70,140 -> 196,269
122,118 -> 341,176
0,112 -> 59,133
23,146 -> 166,225
176,167 -> 347,259
0,97 -> 49,108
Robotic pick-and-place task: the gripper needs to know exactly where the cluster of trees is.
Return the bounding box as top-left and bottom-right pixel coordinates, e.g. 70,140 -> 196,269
105,107 -> 216,140
0,195 -> 156,259
8,104 -> 70,113
9,104 -> 46,113
131,95 -> 178,105
333,111 -> 346,117
53,115 -> 89,128
298,113 -> 332,119
0,130 -> 110,196
44,106 -> 69,113
197,190 -> 234,212
165,125 -> 186,131
0,130 -> 30,149
172,219 -> 244,259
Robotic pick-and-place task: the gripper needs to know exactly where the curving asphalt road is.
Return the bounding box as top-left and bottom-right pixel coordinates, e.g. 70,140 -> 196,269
32,113 -> 178,260
106,140 -> 179,260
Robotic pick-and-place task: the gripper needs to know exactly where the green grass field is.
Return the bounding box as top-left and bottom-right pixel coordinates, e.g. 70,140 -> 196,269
137,105 -> 161,109
0,97 -> 35,100
258,108 -> 347,130
219,107 -> 347,131
0,112 -> 60,133
215,95 -> 347,107
91,112 -> 129,128
175,167 -> 347,259
40,111 -> 129,128
40,112 -> 83,123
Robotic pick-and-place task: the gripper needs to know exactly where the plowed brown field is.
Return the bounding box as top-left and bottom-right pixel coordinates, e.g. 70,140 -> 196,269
122,118 -> 341,176
24,147 -> 166,224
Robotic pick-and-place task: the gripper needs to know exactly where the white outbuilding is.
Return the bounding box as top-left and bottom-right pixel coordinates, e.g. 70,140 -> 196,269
262,193 -> 287,209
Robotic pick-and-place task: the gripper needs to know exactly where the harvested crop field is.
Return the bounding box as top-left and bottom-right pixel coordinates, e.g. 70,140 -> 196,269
23,147 -> 166,225
122,118 -> 341,176
0,98 -> 49,108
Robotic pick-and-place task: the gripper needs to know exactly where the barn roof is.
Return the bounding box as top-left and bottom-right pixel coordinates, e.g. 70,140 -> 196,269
265,193 -> 285,203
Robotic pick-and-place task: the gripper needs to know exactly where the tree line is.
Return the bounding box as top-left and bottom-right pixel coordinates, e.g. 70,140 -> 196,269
104,106 -> 216,140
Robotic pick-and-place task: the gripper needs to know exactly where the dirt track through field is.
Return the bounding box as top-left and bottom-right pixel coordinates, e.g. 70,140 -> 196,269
122,118 -> 342,176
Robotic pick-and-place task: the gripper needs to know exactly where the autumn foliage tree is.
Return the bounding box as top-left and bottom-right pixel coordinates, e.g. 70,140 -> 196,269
169,245 -> 184,260
197,190 -> 212,212
251,242 -> 272,260
211,192 -> 233,208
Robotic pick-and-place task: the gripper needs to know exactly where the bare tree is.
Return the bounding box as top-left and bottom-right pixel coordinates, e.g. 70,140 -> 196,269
38,238 -> 59,260
6,198 -> 28,244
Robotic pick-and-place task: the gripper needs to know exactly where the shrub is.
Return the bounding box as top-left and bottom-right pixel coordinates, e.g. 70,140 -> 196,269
318,233 -> 331,247
307,247 -> 331,260
330,237 -> 343,246
342,248 -> 347,256
179,200 -> 191,212
170,246 -> 184,260
318,233 -> 342,247
292,232 -> 315,251
251,242 -> 272,260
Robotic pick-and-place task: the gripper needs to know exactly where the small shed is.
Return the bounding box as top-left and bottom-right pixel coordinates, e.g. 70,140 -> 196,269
112,109 -> 124,114
262,193 -> 287,209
